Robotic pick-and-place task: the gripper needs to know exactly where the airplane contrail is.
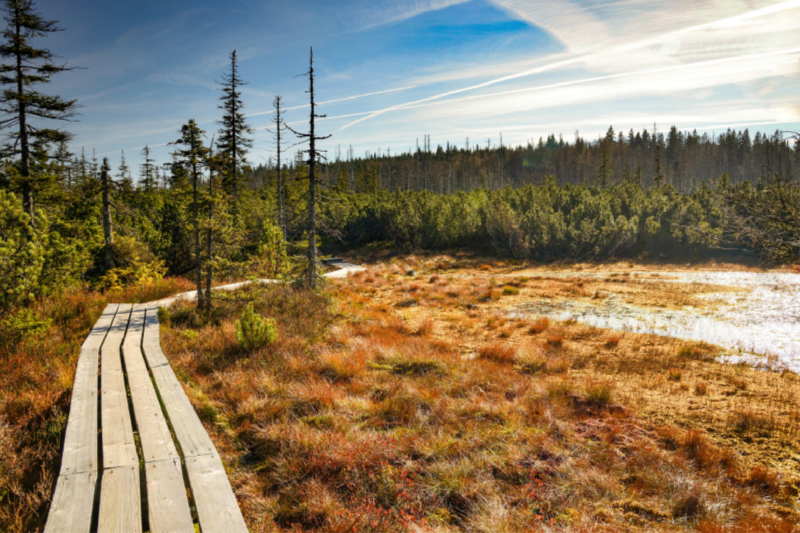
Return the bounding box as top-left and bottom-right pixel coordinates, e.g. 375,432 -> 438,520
394,48 -> 800,111
334,0 -> 800,132
98,88 -> 415,156
246,85 -> 417,118
255,110 -> 379,132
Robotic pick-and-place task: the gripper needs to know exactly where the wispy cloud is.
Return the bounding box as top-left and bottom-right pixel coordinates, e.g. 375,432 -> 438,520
402,49 -> 800,116
357,0 -> 473,30
246,85 -> 418,118
335,1 -> 800,133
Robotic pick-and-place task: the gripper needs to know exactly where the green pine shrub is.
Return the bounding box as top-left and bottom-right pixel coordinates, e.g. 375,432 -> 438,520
0,190 -> 46,311
0,308 -> 51,344
253,219 -> 290,279
235,303 -> 277,350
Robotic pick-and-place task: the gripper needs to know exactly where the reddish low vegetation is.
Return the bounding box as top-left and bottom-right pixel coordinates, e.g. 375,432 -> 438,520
3,253 -> 797,532
154,255 -> 799,532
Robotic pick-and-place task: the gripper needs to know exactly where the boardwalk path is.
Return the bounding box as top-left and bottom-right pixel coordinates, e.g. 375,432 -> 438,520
44,262 -> 365,532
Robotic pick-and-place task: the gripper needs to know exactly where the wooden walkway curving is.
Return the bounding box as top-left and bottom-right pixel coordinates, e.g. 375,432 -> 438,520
45,263 -> 367,532
44,304 -> 248,533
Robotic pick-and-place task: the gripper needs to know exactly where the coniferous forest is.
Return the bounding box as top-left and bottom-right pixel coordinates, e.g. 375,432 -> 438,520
3,75 -> 799,313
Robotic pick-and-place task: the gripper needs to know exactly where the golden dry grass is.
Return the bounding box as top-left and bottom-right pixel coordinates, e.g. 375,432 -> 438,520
156,255 -> 799,532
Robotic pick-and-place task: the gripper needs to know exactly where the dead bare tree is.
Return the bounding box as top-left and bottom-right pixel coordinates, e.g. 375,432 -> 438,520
286,47 -> 330,289
100,158 -> 115,273
205,136 -> 216,308
271,95 -> 289,239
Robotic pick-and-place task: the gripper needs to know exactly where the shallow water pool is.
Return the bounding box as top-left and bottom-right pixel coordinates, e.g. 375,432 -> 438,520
517,271 -> 800,373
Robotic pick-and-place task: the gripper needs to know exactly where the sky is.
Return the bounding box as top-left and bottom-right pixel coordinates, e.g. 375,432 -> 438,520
26,0 -> 800,172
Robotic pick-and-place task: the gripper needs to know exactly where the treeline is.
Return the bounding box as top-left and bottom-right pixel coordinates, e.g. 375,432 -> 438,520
6,152 -> 798,310
252,126 -> 799,194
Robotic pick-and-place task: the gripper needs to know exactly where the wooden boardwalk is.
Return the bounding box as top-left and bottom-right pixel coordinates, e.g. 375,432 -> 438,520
44,304 -> 248,533
45,264 -> 366,532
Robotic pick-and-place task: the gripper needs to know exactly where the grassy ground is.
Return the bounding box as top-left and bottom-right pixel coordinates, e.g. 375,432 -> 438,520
158,254 -> 799,532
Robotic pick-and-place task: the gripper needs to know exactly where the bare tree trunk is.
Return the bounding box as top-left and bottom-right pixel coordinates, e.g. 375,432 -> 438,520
15,11 -> 33,225
101,170 -> 114,273
193,158 -> 204,310
274,96 -> 286,239
307,50 -> 318,290
206,165 -> 214,308
286,48 -> 330,290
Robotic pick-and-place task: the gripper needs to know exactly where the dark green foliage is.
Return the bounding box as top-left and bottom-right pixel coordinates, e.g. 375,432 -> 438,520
235,303 -> 277,350
378,189 -> 484,250
712,172 -> 800,263
304,170 -> 795,263
0,189 -> 44,308
0,189 -> 89,312
0,307 -> 50,343
217,50 -> 253,197
0,0 -> 77,221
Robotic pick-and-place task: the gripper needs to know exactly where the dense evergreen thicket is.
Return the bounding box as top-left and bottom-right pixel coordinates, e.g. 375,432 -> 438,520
2,114 -> 799,318
4,150 -> 798,308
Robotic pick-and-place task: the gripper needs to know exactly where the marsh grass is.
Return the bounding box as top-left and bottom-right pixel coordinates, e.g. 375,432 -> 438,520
149,254 -> 800,532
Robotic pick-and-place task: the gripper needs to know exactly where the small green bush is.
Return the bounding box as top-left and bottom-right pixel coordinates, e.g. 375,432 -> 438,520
157,307 -> 170,326
235,303 -> 277,350
181,330 -> 198,340
0,308 -> 51,343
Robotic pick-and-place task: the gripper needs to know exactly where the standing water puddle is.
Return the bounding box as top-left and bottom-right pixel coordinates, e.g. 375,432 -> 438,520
517,272 -> 800,373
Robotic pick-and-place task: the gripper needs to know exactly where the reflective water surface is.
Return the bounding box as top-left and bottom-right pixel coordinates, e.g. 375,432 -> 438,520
518,272 -> 800,373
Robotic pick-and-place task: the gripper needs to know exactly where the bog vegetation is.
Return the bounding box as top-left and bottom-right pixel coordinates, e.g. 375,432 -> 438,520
156,257 -> 800,532
0,0 -> 799,531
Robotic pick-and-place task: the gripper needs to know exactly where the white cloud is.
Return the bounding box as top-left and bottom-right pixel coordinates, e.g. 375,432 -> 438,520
334,0 -> 800,134
406,49 -> 800,119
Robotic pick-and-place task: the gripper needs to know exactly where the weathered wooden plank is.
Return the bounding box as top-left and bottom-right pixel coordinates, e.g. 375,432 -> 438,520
148,364 -> 217,458
97,465 -> 141,533
122,305 -> 194,531
122,305 -> 179,464
60,303 -> 118,476
142,305 -> 216,458
100,304 -> 138,470
43,471 -> 98,533
185,453 -> 248,533
141,307 -> 169,369
143,305 -> 247,532
145,458 -> 195,533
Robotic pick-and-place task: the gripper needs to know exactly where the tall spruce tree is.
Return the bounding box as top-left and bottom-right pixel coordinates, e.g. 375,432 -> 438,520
140,145 -> 156,191
0,0 -> 77,225
170,119 -> 210,309
653,124 -> 665,187
117,150 -> 133,193
595,128 -> 614,187
217,50 -> 252,198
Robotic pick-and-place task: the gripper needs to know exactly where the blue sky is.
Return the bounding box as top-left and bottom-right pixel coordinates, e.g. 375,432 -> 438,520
30,0 -> 800,172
